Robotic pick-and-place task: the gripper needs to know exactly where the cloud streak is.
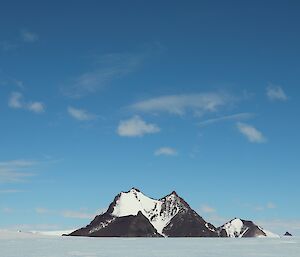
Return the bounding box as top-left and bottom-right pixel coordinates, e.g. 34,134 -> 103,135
0,41 -> 18,52
258,219 -> 300,235
0,159 -> 36,183
62,52 -> 144,98
0,189 -> 24,194
8,92 -> 23,108
254,202 -> 277,211
35,207 -> 102,220
131,92 -> 234,116
20,29 -> 39,43
266,85 -> 288,101
67,106 -> 97,121
1,29 -> 38,51
237,122 -> 266,143
154,147 -> 178,156
8,92 -> 45,113
117,115 -> 160,137
198,113 -> 255,127
61,210 -> 96,219
200,205 -> 216,214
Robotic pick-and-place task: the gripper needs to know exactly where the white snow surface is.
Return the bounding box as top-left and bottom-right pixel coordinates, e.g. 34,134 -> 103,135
111,188 -> 185,234
0,230 -> 44,239
0,230 -> 75,238
0,232 -> 299,257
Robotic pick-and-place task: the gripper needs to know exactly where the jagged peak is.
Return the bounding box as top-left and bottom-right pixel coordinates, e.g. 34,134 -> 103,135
130,187 -> 141,192
159,191 -> 192,211
161,190 -> 180,199
227,217 -> 251,223
222,218 -> 255,228
121,187 -> 142,194
170,190 -> 178,196
231,217 -> 242,222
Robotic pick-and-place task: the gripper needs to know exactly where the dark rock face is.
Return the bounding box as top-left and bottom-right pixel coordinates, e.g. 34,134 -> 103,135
218,228 -> 228,237
158,191 -> 218,237
284,231 -> 292,236
163,208 -> 217,237
240,221 -> 266,238
69,211 -> 161,237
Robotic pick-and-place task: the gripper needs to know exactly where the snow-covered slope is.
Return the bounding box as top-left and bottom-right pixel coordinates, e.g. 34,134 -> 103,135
218,218 -> 279,238
111,188 -> 188,234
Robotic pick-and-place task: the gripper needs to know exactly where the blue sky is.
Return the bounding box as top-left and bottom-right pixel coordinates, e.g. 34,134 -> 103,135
1,0 -> 300,235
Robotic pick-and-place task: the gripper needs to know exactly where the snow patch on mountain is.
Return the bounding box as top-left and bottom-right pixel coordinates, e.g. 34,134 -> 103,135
111,188 -> 187,234
88,217 -> 116,234
112,188 -> 160,217
222,218 -> 245,238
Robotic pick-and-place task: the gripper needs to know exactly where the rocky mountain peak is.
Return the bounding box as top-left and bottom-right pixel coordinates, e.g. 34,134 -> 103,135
218,218 -> 279,238
68,188 -> 278,238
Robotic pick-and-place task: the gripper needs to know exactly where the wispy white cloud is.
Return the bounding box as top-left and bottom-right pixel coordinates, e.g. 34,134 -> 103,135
67,106 -> 97,121
0,159 -> 36,183
61,210 -> 96,219
1,207 -> 14,213
117,115 -> 160,137
254,202 -> 277,211
131,92 -> 234,116
0,41 -> 18,51
198,113 -> 255,127
1,29 -> 38,52
154,147 -> 178,156
62,52 -> 144,98
8,92 -> 45,113
0,77 -> 24,89
0,160 -> 36,167
266,85 -> 288,101
20,29 -> 39,43
200,204 -> 216,214
257,219 -> 300,236
4,223 -> 61,232
13,79 -> 25,89
197,207 -> 229,227
0,189 -> 24,194
204,213 -> 229,227
236,122 -> 266,143
266,202 -> 276,209
8,92 -> 23,108
35,207 -> 102,220
27,102 -> 45,113
35,208 -> 53,214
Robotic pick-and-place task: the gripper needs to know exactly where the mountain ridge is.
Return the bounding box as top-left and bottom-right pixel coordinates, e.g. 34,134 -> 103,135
68,188 -> 278,238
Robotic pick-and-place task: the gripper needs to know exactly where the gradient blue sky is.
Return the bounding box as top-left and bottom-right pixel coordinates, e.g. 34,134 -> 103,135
1,0 -> 300,235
